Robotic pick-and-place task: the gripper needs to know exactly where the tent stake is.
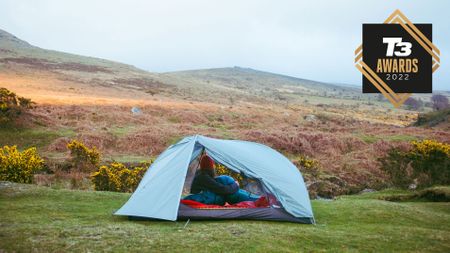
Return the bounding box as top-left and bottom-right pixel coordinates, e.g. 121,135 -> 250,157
183,219 -> 190,229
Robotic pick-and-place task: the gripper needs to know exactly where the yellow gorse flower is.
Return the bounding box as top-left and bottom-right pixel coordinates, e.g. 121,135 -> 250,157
0,145 -> 44,183
411,139 -> 450,157
91,161 -> 149,192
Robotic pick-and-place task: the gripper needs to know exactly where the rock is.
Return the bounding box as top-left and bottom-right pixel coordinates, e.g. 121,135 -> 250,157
307,177 -> 347,199
304,114 -> 317,122
316,195 -> 334,201
131,107 -> 142,115
0,181 -> 13,189
360,188 -> 376,194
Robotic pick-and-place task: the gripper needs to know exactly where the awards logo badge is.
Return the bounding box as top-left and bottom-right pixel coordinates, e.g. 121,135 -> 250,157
355,10 -> 440,107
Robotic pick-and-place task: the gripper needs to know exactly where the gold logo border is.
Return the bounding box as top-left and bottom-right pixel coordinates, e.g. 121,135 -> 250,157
354,9 -> 440,108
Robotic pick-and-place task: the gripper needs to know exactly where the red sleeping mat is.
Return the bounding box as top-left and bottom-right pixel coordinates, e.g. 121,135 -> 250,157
180,196 -> 270,209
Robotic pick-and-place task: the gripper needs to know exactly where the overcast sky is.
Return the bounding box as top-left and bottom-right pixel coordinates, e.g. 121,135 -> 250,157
0,0 -> 449,90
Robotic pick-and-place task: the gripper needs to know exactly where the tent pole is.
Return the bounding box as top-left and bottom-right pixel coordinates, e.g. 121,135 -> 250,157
195,147 -> 206,172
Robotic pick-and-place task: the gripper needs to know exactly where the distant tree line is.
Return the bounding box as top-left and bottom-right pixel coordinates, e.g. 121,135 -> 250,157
403,94 -> 449,111
431,94 -> 449,111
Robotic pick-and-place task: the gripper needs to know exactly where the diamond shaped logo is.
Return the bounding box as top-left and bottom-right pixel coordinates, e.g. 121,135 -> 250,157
355,9 -> 440,108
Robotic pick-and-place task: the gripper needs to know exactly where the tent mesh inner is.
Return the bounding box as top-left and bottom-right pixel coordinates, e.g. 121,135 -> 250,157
182,155 -> 266,197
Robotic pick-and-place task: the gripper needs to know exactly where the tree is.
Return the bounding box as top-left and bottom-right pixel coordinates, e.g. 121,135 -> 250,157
0,87 -> 34,124
431,94 -> 449,111
403,97 -> 423,111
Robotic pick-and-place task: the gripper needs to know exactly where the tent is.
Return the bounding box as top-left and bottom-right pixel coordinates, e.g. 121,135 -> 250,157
115,135 -> 314,224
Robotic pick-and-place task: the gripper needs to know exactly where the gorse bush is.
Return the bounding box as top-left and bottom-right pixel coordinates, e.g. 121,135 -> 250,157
409,140 -> 450,186
296,155 -> 320,173
0,87 -> 34,124
380,140 -> 450,188
67,140 -> 100,172
414,108 -> 450,127
91,162 -> 148,192
0,145 -> 44,183
293,155 -> 350,198
91,165 -> 121,192
379,147 -> 414,188
294,155 -> 322,182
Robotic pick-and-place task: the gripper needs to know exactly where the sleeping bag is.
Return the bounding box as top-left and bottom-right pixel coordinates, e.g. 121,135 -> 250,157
215,175 -> 260,204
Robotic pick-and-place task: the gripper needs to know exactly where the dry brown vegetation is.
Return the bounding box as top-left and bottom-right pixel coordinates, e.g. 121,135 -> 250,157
4,82 -> 447,197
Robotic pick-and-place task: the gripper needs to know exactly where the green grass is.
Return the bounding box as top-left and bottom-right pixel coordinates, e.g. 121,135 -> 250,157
103,154 -> 153,163
0,127 -> 76,149
1,183 -> 449,252
108,125 -> 137,138
192,124 -> 235,140
357,133 -> 418,144
357,134 -> 379,144
386,134 -> 418,142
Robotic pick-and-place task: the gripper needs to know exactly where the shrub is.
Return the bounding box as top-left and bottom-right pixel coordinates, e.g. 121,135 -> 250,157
414,108 -> 450,127
0,87 -> 34,124
294,155 -> 321,181
296,155 -> 320,172
403,97 -> 423,111
431,94 -> 449,111
380,186 -> 450,202
67,140 -> 100,172
0,145 -> 44,183
409,140 -> 450,186
293,156 -> 348,198
91,165 -> 121,192
91,162 -> 148,192
380,140 -> 450,188
417,186 -> 450,202
379,147 -> 414,188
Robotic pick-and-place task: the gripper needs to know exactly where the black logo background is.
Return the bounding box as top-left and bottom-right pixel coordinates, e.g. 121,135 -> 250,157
362,24 -> 432,93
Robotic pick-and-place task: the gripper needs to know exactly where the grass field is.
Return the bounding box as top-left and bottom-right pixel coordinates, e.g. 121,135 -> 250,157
0,126 -> 76,150
1,182 -> 449,252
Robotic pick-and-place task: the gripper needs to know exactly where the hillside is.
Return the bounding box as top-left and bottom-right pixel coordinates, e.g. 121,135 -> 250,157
0,28 -> 177,103
161,66 -> 363,103
0,28 -> 376,106
2,28 -> 450,108
3,28 -> 449,109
